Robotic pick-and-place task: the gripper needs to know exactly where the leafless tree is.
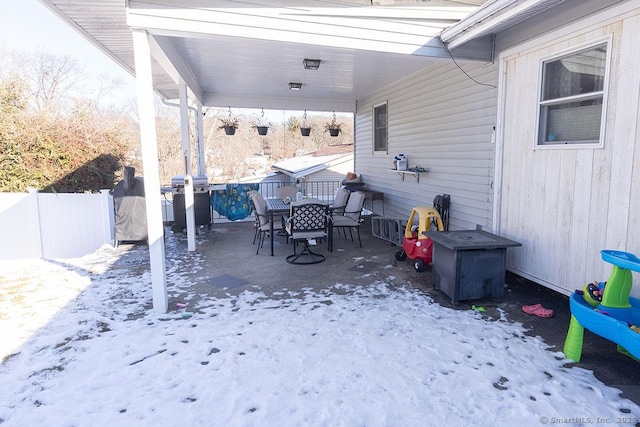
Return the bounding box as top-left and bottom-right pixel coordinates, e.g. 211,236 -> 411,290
4,50 -> 125,114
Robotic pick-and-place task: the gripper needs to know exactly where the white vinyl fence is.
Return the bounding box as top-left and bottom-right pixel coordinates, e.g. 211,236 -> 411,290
0,190 -> 113,260
0,180 -> 343,260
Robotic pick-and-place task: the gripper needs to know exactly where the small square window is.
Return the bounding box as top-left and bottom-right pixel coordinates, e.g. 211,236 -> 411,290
537,42 -> 609,146
373,102 -> 388,152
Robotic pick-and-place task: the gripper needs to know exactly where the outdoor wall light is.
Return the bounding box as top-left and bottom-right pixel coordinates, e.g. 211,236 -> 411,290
303,59 -> 321,70
289,82 -> 303,91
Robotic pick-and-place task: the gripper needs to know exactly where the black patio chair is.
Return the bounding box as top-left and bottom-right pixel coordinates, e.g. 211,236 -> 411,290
285,199 -> 330,264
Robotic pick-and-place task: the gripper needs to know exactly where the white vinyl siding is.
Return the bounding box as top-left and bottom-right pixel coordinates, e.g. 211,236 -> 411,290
497,7 -> 640,297
356,60 -> 498,231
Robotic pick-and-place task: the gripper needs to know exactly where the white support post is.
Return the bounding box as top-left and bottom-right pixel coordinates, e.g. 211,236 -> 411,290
196,102 -> 206,176
179,83 -> 196,249
132,29 -> 168,314
28,188 -> 44,259
184,175 -> 196,251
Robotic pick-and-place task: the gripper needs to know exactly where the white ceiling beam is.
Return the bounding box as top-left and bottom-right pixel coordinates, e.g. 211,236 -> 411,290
127,2 -> 469,57
127,0 -> 475,22
205,94 -> 356,113
145,35 -> 205,104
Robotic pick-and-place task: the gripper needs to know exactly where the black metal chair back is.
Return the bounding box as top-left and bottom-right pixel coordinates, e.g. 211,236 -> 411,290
287,202 -> 328,235
285,200 -> 329,264
433,194 -> 450,231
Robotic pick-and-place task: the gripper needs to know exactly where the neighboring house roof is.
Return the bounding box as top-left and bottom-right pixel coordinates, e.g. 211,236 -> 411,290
271,144 -> 354,179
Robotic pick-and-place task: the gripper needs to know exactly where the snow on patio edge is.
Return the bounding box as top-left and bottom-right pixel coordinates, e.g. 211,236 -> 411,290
1,244 -> 638,426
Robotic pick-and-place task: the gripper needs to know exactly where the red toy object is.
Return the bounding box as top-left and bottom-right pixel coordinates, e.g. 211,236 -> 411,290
395,206 -> 444,272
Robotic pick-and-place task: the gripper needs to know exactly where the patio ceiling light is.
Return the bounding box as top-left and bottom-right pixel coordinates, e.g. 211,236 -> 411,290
289,82 -> 302,91
303,59 -> 321,70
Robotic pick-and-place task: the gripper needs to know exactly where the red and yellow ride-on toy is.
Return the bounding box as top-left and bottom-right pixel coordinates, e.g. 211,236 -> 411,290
395,206 -> 444,272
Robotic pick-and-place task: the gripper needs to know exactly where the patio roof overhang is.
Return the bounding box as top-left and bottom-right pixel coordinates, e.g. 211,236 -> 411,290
38,0 -> 489,112
36,0 -> 494,314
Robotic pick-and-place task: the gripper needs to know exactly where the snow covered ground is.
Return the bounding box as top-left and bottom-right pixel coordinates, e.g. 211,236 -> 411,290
1,244 -> 639,426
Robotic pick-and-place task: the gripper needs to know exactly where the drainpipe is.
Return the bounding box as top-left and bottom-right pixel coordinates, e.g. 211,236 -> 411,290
178,84 -> 192,177
196,103 -> 205,176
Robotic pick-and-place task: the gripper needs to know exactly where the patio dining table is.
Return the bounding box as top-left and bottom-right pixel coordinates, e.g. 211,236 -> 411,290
265,198 -> 290,256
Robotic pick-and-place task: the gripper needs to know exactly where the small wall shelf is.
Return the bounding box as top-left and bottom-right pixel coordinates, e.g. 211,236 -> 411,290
389,169 -> 425,183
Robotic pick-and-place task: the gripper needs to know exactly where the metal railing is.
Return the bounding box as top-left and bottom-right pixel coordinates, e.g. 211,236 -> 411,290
163,180 -> 342,223
256,180 -> 341,202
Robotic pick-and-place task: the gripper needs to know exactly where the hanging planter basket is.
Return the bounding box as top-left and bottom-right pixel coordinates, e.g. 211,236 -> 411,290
253,108 -> 270,136
324,112 -> 343,138
299,111 -> 312,137
218,107 -> 239,136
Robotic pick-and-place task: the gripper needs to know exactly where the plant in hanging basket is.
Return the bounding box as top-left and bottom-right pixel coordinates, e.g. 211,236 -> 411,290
252,115 -> 271,136
254,125 -> 269,136
218,117 -> 239,135
298,112 -> 312,137
324,117 -> 343,137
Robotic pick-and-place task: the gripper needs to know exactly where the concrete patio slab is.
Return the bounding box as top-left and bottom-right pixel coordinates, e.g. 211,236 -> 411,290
156,217 -> 640,405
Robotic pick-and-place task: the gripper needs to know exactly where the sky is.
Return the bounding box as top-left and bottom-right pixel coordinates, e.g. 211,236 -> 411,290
0,0 -> 137,108
0,0 -> 347,123
1,236 -> 639,426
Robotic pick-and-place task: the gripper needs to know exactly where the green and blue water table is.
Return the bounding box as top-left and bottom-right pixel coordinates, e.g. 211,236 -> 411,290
564,250 -> 640,362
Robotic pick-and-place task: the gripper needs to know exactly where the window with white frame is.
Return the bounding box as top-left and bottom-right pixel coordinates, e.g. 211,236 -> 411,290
537,41 -> 609,146
373,102 -> 388,152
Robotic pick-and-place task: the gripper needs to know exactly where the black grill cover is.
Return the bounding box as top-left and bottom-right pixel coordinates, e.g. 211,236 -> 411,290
112,167 -> 147,243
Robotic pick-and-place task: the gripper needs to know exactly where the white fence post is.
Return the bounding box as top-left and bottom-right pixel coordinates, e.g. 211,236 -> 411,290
29,189 -> 44,259
100,189 -> 114,245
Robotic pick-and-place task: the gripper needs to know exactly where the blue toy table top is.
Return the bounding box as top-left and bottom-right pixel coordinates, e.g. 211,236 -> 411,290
601,250 -> 640,272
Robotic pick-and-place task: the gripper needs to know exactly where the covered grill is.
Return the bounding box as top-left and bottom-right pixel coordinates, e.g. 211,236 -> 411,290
112,167 -> 147,246
171,175 -> 211,232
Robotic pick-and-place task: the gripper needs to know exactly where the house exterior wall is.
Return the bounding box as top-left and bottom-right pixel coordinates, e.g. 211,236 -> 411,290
495,3 -> 640,297
355,60 -> 498,230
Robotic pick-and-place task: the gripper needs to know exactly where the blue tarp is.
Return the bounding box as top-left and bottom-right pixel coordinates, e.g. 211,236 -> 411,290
211,183 -> 259,221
